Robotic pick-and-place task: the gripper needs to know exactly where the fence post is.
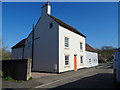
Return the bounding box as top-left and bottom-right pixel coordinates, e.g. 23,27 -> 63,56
26,59 -> 32,80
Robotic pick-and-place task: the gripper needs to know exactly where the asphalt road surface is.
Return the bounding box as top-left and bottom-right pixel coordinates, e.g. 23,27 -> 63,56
35,62 -> 114,88
2,62 -> 115,88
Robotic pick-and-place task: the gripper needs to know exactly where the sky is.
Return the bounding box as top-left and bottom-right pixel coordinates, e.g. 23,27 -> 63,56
2,2 -> 118,51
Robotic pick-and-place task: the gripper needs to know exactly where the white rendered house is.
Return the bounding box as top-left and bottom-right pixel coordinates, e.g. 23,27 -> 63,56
11,2 -> 98,73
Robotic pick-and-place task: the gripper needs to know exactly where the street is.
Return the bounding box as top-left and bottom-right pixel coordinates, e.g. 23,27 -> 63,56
35,62 -> 114,88
2,62 -> 115,88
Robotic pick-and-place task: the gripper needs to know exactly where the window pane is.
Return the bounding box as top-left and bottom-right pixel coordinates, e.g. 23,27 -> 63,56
65,37 -> 69,47
65,55 -> 69,65
50,23 -> 53,28
80,42 -> 83,50
89,59 -> 91,64
80,56 -> 83,63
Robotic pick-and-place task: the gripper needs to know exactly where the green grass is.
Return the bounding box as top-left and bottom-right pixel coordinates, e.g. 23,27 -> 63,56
28,76 -> 32,80
3,76 -> 24,82
0,70 -> 3,77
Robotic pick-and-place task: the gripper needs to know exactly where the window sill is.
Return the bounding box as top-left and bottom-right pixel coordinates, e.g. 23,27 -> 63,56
80,63 -> 84,66
64,65 -> 70,68
64,47 -> 70,50
80,50 -> 83,52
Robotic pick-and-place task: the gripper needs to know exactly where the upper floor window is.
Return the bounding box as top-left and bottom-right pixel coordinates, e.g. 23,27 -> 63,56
50,23 -> 53,29
65,37 -> 69,47
80,42 -> 83,50
65,55 -> 69,65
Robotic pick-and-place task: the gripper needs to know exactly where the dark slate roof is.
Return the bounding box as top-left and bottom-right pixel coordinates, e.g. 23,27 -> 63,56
11,39 -> 26,49
48,15 -> 86,38
86,43 -> 96,52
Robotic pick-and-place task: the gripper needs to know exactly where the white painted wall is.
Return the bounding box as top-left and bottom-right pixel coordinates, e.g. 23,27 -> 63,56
31,14 -> 59,72
59,26 -> 86,73
12,47 -> 24,59
22,4 -> 59,72
86,51 -> 98,68
24,32 -> 32,59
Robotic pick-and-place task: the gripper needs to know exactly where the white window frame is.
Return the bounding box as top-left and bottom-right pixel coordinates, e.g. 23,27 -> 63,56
65,55 -> 69,66
80,56 -> 83,64
80,42 -> 83,51
94,59 -> 96,63
89,59 -> 91,64
64,37 -> 69,48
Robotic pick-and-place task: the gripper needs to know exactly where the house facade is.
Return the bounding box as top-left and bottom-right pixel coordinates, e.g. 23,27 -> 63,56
85,44 -> 98,67
11,2 -> 98,73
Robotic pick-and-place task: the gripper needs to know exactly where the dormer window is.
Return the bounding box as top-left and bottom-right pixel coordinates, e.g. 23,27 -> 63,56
50,23 -> 53,29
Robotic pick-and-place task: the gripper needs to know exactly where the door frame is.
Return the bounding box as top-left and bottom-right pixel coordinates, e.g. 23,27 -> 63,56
74,54 -> 77,70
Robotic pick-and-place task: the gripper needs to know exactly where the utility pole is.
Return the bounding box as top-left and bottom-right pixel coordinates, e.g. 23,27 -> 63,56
31,24 -> 34,69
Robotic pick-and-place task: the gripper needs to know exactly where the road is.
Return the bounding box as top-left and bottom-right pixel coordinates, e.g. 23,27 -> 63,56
34,62 -> 114,88
2,62 -> 115,88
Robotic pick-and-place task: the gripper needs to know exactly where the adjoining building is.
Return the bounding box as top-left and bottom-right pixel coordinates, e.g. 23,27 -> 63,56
11,2 -> 98,73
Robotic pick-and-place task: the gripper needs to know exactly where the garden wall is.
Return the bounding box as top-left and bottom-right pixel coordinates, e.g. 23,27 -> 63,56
0,59 -> 31,81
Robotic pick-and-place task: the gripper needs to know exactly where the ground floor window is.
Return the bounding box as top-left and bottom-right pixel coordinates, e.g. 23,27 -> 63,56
94,59 -> 96,63
65,55 -> 69,65
80,56 -> 83,64
89,59 -> 91,64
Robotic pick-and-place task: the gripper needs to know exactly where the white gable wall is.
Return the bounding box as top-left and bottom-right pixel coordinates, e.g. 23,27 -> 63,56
12,47 -> 24,59
24,33 -> 32,59
86,51 -> 98,68
31,15 -> 59,72
59,26 -> 86,73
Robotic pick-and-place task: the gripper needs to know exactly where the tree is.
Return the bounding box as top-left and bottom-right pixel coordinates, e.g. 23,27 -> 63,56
96,46 -> 116,63
0,39 -> 11,60
2,47 -> 11,60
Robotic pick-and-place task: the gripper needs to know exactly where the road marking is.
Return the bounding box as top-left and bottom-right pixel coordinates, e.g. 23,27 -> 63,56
33,69 -> 93,88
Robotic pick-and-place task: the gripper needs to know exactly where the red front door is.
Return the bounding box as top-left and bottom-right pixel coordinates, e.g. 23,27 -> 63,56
74,55 -> 77,70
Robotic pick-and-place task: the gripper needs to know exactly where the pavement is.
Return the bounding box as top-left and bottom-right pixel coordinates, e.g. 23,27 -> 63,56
2,62 -> 115,89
